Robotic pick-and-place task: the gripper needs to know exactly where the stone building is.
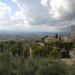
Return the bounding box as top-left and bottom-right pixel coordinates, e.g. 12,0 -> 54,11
70,26 -> 75,41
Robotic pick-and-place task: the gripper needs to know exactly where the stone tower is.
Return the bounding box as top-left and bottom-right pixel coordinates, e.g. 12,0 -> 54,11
70,26 -> 75,41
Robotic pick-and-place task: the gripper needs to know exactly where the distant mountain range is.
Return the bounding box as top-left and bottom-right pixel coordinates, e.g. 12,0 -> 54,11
0,31 -> 70,40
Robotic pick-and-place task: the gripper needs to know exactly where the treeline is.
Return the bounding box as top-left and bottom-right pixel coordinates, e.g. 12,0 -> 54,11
0,41 -> 30,59
0,39 -> 73,59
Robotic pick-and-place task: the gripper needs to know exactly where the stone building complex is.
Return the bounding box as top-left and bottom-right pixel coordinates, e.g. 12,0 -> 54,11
70,26 -> 75,42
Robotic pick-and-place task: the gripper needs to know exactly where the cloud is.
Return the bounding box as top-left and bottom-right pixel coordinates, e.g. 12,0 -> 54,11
0,2 -> 11,17
41,0 -> 49,7
41,0 -> 75,20
0,1 -> 29,31
11,0 -> 72,31
13,0 -> 51,25
14,0 -> 75,23
50,0 -> 75,20
0,1 -> 11,30
1,0 -> 75,32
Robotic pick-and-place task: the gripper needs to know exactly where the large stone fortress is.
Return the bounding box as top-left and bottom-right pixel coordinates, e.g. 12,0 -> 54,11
70,26 -> 75,41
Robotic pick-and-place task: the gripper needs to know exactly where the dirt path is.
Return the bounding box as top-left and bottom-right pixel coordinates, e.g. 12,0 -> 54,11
29,47 -> 32,58
70,49 -> 75,59
62,48 -> 75,64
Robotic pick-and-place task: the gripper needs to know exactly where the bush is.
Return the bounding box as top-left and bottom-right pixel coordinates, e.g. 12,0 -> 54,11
0,51 -> 69,75
32,45 -> 50,58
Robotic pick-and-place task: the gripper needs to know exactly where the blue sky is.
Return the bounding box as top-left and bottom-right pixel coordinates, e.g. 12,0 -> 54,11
0,0 -> 75,32
1,0 -> 19,14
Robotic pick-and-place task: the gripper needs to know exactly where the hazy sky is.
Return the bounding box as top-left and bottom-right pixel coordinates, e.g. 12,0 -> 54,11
0,0 -> 75,32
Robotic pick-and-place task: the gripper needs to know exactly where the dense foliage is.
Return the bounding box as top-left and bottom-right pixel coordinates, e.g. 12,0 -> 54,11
0,51 -> 75,75
0,38 -> 73,59
32,40 -> 73,58
0,38 -> 73,75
